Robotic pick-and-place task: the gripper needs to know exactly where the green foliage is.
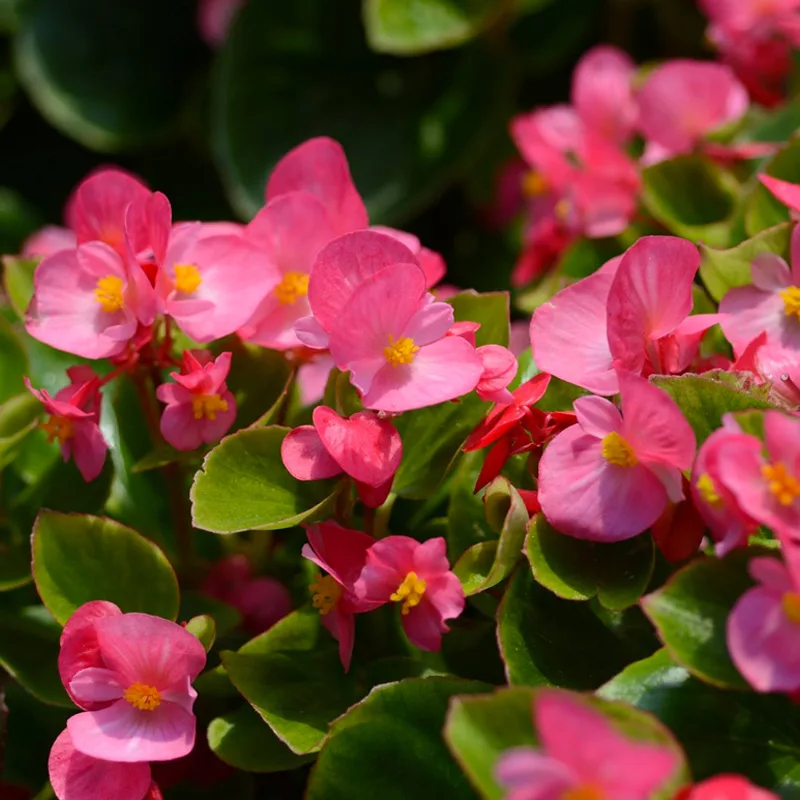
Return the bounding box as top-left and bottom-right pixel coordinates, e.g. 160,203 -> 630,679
745,139 -> 800,235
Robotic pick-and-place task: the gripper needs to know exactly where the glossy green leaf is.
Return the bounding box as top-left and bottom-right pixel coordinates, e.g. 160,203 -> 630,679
453,478 -> 528,595
640,549 -> 762,689
601,649 -> 800,793
526,515 -> 655,610
642,155 -> 739,247
306,678 -> 489,800
32,510 -> 180,625
191,426 -> 339,534
2,256 -> 37,320
222,607 -> 361,754
0,527 -> 33,591
185,615 -> 216,652
0,316 -> 27,403
497,568 -> 658,688
15,0 -> 202,151
699,223 -> 792,302
447,451 -> 496,558
652,373 -> 776,444
745,139 -> 800,236
0,392 -> 40,470
208,704 -> 316,773
448,291 -> 510,348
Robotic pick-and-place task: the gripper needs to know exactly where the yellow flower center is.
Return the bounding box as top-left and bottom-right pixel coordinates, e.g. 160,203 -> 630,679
521,170 -> 549,198
274,271 -> 310,305
384,335 -> 419,367
40,415 -> 74,445
601,431 -> 638,468
696,472 -> 723,507
761,461 -> 800,506
123,682 -> 161,712
94,275 -> 125,313
174,264 -> 202,295
784,592 -> 800,623
191,393 -> 229,421
390,571 -> 427,616
562,785 -> 605,800
780,286 -> 800,320
310,574 -> 342,616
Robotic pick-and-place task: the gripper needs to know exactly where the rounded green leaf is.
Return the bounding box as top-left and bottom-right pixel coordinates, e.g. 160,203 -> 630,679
640,549 -> 761,689
15,0 -> 202,151
0,392 -> 40,470
525,515 -> 655,610
208,704 -> 315,773
447,451 -> 496,557
306,677 -> 489,800
32,510 -> 180,624
185,614 -> 216,653
447,291 -> 510,348
2,256 -> 37,320
191,426 -> 339,534
221,607 -> 362,754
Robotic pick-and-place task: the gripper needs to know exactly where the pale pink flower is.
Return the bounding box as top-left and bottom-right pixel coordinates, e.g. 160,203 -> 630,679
296,352 -> 335,406
155,351 -> 236,451
355,536 -> 464,651
58,601 -> 207,762
538,370 -> 696,541
22,225 -> 77,258
495,689 -> 680,800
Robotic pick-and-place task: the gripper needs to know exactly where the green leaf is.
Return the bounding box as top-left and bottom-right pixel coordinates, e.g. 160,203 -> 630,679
497,568 -> 658,688
14,0 -> 202,151
526,515 -> 655,610
640,549 -> 762,689
0,189 -> 40,255
32,510 -> 180,625
0,605 -> 71,706
0,392 -> 40,469
131,443 -> 198,474
393,393 -> 489,499
306,677 -> 489,800
2,256 -> 37,320
448,290 -> 510,348
0,317 -> 27,404
185,615 -> 216,652
600,649 -> 800,793
453,478 -> 528,595
447,451 -> 496,557
179,591 -> 241,637
699,223 -> 792,302
0,526 -> 33,591
652,373 -> 776,444
642,155 -> 739,247
214,1 -> 511,224
745,139 -> 800,236
208,704 -> 315,773
191,426 -> 339,534
221,607 -> 362,754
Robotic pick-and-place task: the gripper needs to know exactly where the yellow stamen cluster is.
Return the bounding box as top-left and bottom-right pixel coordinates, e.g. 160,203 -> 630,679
310,574 -> 342,616
781,286 -> 800,321
94,275 -> 125,313
40,415 -> 74,445
384,335 -> 419,367
761,461 -> 800,506
274,272 -> 310,305
123,682 -> 161,712
521,170 -> 549,198
191,393 -> 229,421
174,264 -> 202,295
783,592 -> 800,624
601,432 -> 638,468
562,785 -> 605,800
390,571 -> 427,616
695,472 -> 723,507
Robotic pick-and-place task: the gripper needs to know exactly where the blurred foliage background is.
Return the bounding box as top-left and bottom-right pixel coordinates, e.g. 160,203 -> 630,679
0,0 -> 708,291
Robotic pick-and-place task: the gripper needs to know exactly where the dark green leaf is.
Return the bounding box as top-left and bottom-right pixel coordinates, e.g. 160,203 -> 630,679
745,139 -> 800,236
0,393 -> 39,470
0,317 -> 27,404
447,451 -> 495,558
2,256 -> 37,320
447,291 -> 510,348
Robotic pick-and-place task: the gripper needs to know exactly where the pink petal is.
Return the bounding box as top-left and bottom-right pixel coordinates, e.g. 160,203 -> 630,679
687,775 -> 779,800
67,699 -> 196,763
23,225 -> 77,257
720,284 -> 800,356
159,404 -> 204,452
760,174 -> 800,214
402,599 -> 449,651
69,668 -> 124,705
293,314 -> 330,349
321,605 -> 356,672
573,395 -> 622,439
228,577 -> 292,634
239,292 -> 311,350
750,556 -> 794,592
368,225 -> 447,288
197,390 -> 237,446
297,354 -> 335,406
356,535 -> 417,604
49,728 -> 152,800
402,298 -> 455,346
281,425 -> 343,481
197,0 -> 245,48
72,419 -> 108,482
751,253 -> 792,291
764,409 -> 800,474
303,522 -> 376,588
495,747 -> 577,800
355,478 -> 394,508
476,345 -> 518,397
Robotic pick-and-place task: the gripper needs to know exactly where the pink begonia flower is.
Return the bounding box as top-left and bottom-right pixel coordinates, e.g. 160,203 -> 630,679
25,369 -> 107,482
201,555 -> 292,634
156,350 -> 236,451
58,601 -> 206,763
302,522 -> 381,671
282,406 -> 402,507
22,225 -> 77,258
731,331 -> 800,405
691,425 -> 759,555
716,410 -> 800,537
355,536 -> 464,651
720,224 -> 800,355
495,689 -> 681,800
637,60 -> 749,164
197,0 -> 246,48
297,352 -> 335,406
531,236 -> 718,395
49,728 -> 154,800
678,774 -> 779,800
538,370 -> 696,541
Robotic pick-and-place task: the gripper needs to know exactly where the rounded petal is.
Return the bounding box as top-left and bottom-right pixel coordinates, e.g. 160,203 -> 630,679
402,299 -> 455,347
751,253 -> 792,292
303,522 -> 376,588
573,395 -> 622,439
720,284 -> 800,355
281,425 -> 343,481
71,419 -> 108,482
321,606 -> 356,672
496,747 -> 576,800
356,535 -> 418,604
198,390 -> 237,445
69,668 -> 124,705
23,225 -> 77,257
159,404 -> 205,452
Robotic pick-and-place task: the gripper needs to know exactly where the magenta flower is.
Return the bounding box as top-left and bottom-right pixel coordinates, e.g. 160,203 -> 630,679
302,522 -> 380,671
538,370 -> 696,541
197,0 -> 245,48
25,369 -> 107,482
720,223 -> 800,355
156,350 -> 236,452
355,536 -> 464,651
58,601 -> 206,763
282,405 -> 402,507
495,689 -> 681,800
679,774 -> 779,800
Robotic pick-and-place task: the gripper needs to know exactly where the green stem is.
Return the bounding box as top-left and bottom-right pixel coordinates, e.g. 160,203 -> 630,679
373,492 -> 397,539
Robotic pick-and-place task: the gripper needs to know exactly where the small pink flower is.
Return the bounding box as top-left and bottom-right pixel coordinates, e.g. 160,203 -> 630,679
22,225 -> 77,258
58,601 -> 207,763
538,370 -> 696,541
302,522 -> 381,671
495,689 -> 680,800
678,774 -> 779,800
25,369 -> 107,482
156,351 -> 236,451
720,224 -> 800,355
197,0 -> 246,48
296,352 -> 335,406
446,323 -> 518,403
355,536 -> 464,651
281,406 -> 402,508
